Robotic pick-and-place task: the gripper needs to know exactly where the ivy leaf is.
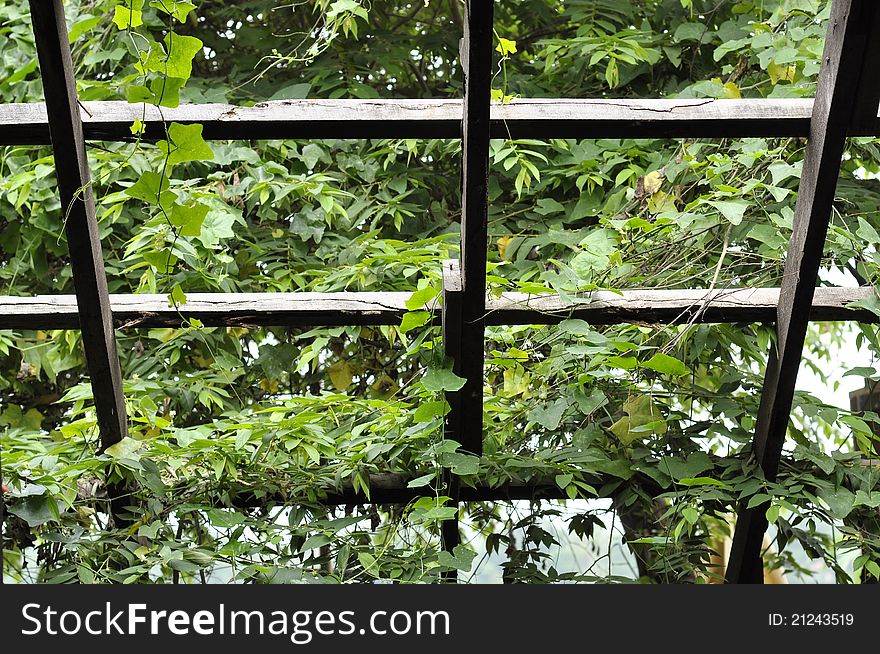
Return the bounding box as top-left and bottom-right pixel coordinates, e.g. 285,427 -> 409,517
856,217 -> 880,244
710,199 -> 749,225
571,229 -> 617,277
437,545 -> 477,572
104,437 -> 144,460
422,368 -> 466,392
848,293 -> 880,319
818,487 -> 855,519
495,38 -> 517,55
609,395 -> 666,445
147,32 -> 203,82
124,171 -> 176,209
440,452 -> 480,476
660,452 -> 713,480
528,398 -> 568,430
399,310 -> 430,335
168,284 -> 187,307
328,360 -> 353,390
642,352 -> 689,376
126,76 -> 185,108
112,6 -> 143,29
169,201 -> 208,237
8,495 -> 56,527
158,123 -> 214,165
300,143 -> 326,170
413,400 -> 450,423
405,286 -> 439,311
150,0 -> 196,22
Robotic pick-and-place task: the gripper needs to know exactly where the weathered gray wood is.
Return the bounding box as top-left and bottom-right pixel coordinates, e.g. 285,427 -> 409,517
456,0 -> 493,460
441,259 -> 464,561
0,286 -> 873,330
29,0 -> 128,459
726,0 -> 880,584
9,97 -> 880,144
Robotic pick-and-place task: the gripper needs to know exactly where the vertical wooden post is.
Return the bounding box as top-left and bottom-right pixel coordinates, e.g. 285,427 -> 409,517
726,0 -> 880,583
439,0 -> 493,580
456,0 -> 493,458
441,260 -> 464,578
29,0 -> 129,520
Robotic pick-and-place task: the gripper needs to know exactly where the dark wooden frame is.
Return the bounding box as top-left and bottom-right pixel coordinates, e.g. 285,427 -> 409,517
2,0 -> 878,583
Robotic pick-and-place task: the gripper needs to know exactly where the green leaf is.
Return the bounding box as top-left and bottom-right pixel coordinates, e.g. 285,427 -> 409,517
300,143 -> 326,170
169,201 -> 208,237
112,6 -> 143,29
422,368 -> 466,392
126,76 -> 185,108
405,286 -> 439,311
269,83 -> 312,100
856,217 -> 880,244
440,452 -> 480,476
357,551 -> 378,577
642,352 -> 689,376
124,171 -> 174,207
818,487 -> 855,519
413,400 -> 450,423
528,398 -> 568,430
571,229 -> 617,277
158,123 -> 214,165
147,32 -> 203,82
710,199 -> 749,225
407,472 -> 437,488
399,310 -> 431,335
661,452 -> 713,480
168,284 -> 187,307
8,495 -> 55,527
437,545 -> 476,572
150,0 -> 196,22
105,437 -> 144,460
849,293 -> 880,319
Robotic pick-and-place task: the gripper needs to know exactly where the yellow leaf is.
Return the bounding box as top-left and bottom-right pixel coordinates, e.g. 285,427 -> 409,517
641,170 -> 664,195
328,360 -> 353,390
497,235 -> 513,259
495,38 -> 517,56
647,190 -> 677,214
768,62 -> 796,84
502,367 -> 531,398
609,395 -> 667,445
722,81 -> 742,99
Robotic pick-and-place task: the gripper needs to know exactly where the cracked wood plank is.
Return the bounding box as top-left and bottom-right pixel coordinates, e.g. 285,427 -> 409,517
0,286 -> 873,330
8,97 -> 880,144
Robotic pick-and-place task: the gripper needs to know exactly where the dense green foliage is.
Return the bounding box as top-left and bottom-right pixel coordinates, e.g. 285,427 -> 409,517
2,0 -> 880,583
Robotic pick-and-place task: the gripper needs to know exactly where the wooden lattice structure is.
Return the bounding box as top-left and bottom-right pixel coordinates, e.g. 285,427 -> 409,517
1,0 -> 880,583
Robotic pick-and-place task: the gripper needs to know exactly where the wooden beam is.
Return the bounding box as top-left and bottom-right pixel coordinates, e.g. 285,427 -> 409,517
11,97 -> 880,145
0,286 -> 873,330
456,0 -> 493,458
726,0 -> 880,584
441,260 -> 464,559
28,0 -> 128,457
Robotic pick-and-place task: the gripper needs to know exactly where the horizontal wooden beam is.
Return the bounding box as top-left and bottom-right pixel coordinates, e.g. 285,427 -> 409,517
5,97 -> 880,144
0,286 -> 874,330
